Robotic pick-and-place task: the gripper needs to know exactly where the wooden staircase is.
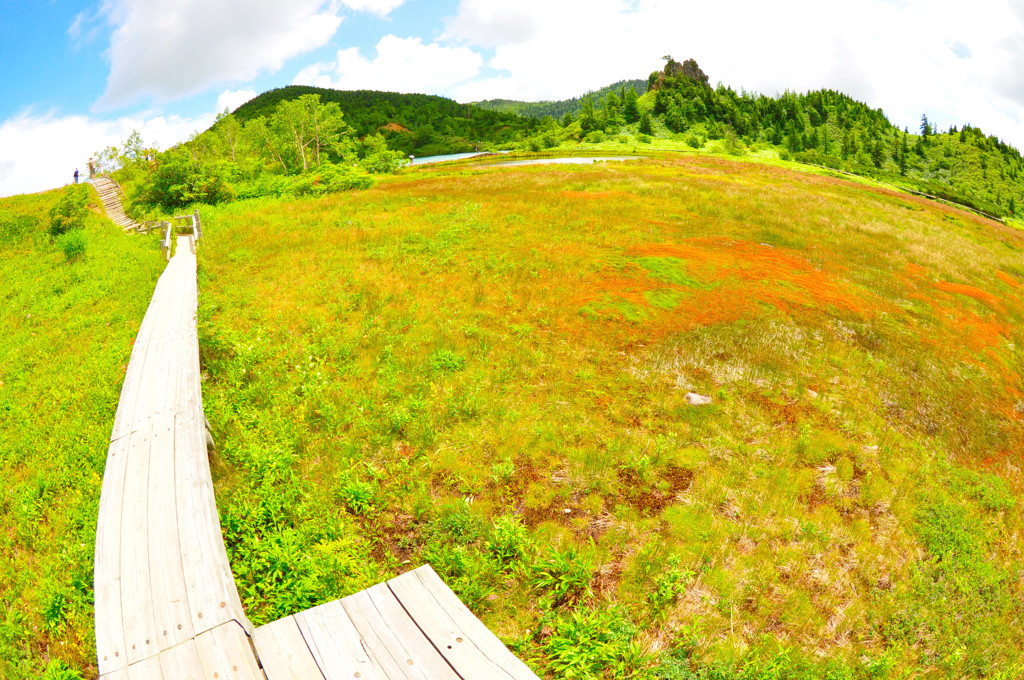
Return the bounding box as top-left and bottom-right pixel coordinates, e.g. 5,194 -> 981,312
92,176 -> 142,232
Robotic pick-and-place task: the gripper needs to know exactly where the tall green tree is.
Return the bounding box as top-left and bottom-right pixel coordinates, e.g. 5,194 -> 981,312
639,111 -> 653,136
623,88 -> 640,123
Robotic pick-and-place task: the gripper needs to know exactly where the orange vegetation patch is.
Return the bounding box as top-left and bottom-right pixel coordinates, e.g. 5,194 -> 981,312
379,122 -> 410,133
576,237 -> 870,338
933,280 -> 1002,310
951,310 -> 1011,353
996,271 -> 1023,289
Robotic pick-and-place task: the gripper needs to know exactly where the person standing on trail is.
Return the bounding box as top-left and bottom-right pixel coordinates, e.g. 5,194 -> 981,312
88,158 -> 95,179
74,169 -> 79,184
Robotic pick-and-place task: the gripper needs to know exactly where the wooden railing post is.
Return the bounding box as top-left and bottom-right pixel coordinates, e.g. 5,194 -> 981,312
194,208 -> 202,242
161,222 -> 174,261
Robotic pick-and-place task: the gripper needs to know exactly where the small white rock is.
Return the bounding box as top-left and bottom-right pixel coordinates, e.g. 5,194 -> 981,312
806,389 -> 818,398
685,392 -> 712,406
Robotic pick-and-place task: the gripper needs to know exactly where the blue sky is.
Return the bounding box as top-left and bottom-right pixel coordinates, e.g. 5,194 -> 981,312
2,0 -> 1023,197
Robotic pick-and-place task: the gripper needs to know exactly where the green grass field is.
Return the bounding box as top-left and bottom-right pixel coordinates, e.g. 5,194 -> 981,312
0,187 -> 164,678
2,155 -> 1023,678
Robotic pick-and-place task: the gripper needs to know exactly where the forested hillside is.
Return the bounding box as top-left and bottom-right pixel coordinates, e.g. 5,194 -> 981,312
473,78 -> 648,120
639,58 -> 1023,217
230,86 -> 537,156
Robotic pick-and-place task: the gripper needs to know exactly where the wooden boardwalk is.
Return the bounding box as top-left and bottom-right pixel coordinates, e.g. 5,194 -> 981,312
92,176 -> 142,231
95,224 -> 538,679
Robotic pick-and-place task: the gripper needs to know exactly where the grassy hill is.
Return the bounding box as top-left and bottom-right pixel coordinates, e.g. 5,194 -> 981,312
473,78 -> 649,119
228,85 -> 538,156
0,187 -> 164,678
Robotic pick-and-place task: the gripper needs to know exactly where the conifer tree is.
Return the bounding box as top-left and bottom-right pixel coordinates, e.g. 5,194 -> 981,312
623,88 -> 640,123
639,111 -> 653,136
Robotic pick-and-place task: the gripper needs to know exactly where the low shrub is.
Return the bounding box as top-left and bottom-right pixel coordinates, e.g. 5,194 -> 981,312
48,185 -> 89,236
56,231 -> 86,261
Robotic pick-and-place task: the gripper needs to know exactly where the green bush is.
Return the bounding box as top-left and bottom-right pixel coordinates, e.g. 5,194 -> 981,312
135,148 -> 233,209
48,185 -> 89,236
531,547 -> 593,607
541,607 -> 650,679
56,231 -> 86,261
40,660 -> 83,680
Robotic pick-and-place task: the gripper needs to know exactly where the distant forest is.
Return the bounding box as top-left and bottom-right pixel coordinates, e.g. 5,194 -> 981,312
231,86 -> 538,156
473,79 -> 649,119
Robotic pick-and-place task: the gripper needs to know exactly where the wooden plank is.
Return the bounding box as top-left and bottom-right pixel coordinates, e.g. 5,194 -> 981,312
120,422 -> 160,665
294,600 -> 386,680
99,667 -> 128,680
194,621 -> 265,680
342,585 -> 459,680
388,567 -> 538,680
252,616 -> 325,680
412,567 -> 537,680
360,583 -> 459,680
126,654 -> 164,680
175,407 -> 249,636
147,414 -> 195,651
95,434 -> 132,675
158,639 -> 206,680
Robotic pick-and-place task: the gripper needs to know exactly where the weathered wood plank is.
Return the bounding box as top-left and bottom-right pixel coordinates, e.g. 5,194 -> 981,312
360,583 -> 460,680
194,621 -> 265,680
175,406 -> 249,636
95,434 -> 131,675
252,615 -> 325,680
120,422 -> 159,665
126,653 -> 164,680
158,639 -> 206,680
147,414 -> 195,652
389,566 -> 539,680
295,600 -> 386,680
99,666 -> 128,680
342,585 -> 458,680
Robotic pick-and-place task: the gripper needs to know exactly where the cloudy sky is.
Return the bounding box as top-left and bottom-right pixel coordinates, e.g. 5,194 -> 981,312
2,0 -> 1023,197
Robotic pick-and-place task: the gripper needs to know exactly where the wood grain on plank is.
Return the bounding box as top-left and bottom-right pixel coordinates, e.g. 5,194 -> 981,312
361,583 -> 460,680
388,567 -> 538,680
95,434 -> 131,675
295,600 -> 385,680
147,414 -> 195,651
412,567 -> 538,680
194,621 -> 265,680
252,615 -> 325,680
158,639 -> 206,680
125,654 -> 164,680
120,422 -> 159,665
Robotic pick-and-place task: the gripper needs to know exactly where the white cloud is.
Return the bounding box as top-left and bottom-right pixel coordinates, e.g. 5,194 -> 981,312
216,89 -> 258,114
293,35 -> 484,94
98,0 -> 347,108
439,0 -> 1024,149
0,105 -> 220,198
338,0 -> 406,16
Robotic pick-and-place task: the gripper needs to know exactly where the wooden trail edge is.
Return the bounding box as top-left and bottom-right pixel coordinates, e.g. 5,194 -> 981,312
94,216 -> 538,679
